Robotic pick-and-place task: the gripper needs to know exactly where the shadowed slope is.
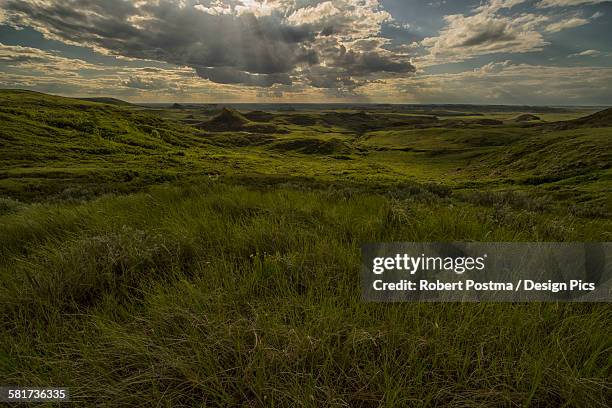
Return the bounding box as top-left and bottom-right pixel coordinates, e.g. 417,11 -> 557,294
570,107 -> 612,127
544,107 -> 612,130
514,114 -> 541,122
202,108 -> 250,130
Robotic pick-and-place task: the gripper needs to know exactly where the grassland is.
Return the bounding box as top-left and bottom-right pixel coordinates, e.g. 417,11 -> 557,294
0,90 -> 611,406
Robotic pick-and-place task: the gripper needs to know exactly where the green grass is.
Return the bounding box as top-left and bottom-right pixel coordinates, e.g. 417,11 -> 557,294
1,90 -> 609,209
0,90 -> 611,406
2,183 -> 611,406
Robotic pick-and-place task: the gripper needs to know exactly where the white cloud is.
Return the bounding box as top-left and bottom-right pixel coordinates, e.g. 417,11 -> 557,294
287,0 -> 392,40
476,0 -> 528,13
3,43 -> 611,104
545,16 -> 589,31
287,2 -> 341,25
0,42 -> 199,94
537,0 -> 611,8
476,59 -> 514,73
568,49 -> 601,57
389,61 -> 612,104
420,0 -> 606,66
194,2 -> 232,15
420,10 -> 548,65
0,43 -> 105,72
1,0 -> 610,103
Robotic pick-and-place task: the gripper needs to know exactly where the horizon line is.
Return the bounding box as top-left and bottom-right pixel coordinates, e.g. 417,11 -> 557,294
2,88 -> 609,108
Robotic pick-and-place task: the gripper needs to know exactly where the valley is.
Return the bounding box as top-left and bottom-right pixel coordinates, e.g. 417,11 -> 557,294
0,89 -> 610,406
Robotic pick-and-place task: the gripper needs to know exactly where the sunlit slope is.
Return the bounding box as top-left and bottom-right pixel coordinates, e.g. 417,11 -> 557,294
356,109 -> 611,185
0,89 -> 205,157
473,127 -> 611,184
1,90 -> 609,211
0,90 -> 212,199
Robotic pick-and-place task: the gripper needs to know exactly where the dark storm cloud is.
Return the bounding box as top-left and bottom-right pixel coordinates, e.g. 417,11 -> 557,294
0,0 -> 416,89
332,48 -> 415,75
306,69 -> 353,89
304,65 -> 369,91
195,66 -> 292,87
307,40 -> 414,86
320,26 -> 340,36
0,1 -> 317,79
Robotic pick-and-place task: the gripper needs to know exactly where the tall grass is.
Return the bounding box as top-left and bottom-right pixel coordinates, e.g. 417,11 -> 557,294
1,182 -> 610,406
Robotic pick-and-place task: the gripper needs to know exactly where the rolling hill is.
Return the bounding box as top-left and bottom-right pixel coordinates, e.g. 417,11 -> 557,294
77,97 -> 132,106
196,107 -> 282,133
0,90 -> 210,199
0,90 -> 610,406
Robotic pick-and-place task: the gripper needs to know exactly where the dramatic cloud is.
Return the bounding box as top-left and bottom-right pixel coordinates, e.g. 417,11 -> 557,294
418,0 -> 607,65
476,0 -> 528,13
0,34 -> 400,101
389,61 -> 612,104
0,43 -> 199,97
122,76 -> 176,91
286,0 -> 392,39
195,67 -> 292,87
0,43 -> 104,72
537,0 -> 611,7
0,0 -> 414,89
420,9 -> 548,64
0,0 -> 609,103
0,1 -> 314,74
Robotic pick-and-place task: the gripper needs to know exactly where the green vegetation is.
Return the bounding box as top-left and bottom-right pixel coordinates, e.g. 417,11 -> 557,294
1,90 -> 611,406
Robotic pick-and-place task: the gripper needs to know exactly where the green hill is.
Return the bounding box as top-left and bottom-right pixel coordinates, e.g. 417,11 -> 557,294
473,126 -> 611,185
514,113 -> 541,122
0,90 -> 208,199
196,107 -> 282,133
0,90 -> 611,406
544,107 -> 612,130
200,107 -> 250,130
568,107 -> 612,127
78,97 -> 132,106
270,137 -> 351,155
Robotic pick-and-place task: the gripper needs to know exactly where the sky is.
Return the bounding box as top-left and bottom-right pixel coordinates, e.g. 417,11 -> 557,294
0,0 -> 611,104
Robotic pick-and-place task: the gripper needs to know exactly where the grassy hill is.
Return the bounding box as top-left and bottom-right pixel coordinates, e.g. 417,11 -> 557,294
0,90 -> 610,406
474,127 -> 611,183
200,107 -> 251,130
0,90 -> 214,199
1,88 -> 609,207
77,97 -> 132,106
197,107 -> 282,134
514,113 -> 541,122
551,107 -> 612,129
